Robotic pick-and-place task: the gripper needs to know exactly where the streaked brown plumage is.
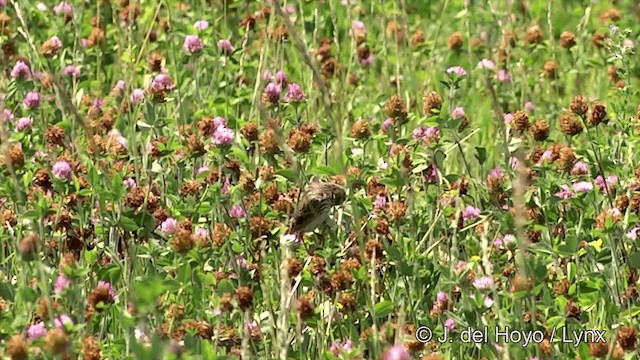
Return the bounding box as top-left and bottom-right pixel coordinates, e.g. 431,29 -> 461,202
289,182 -> 347,235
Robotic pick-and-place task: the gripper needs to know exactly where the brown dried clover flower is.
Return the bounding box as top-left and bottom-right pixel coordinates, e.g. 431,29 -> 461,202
529,119 -> 550,141
259,128 -> 280,154
286,257 -> 303,278
338,291 -> 357,311
171,229 -> 195,254
557,146 -> 576,172
570,95 -> 589,116
365,239 -> 384,261
411,29 -> 425,46
240,122 -> 259,142
212,223 -> 231,247
525,25 -> 544,44
617,326 -> 637,350
45,328 -> 70,355
560,113 -> 583,136
423,91 -> 442,115
385,95 -> 408,122
559,31 -> 576,48
148,52 -> 164,72
235,286 -> 253,309
297,293 -> 315,319
588,102 -> 608,126
386,21 -> 404,43
287,128 -> 312,153
7,334 -> 29,360
511,110 -> 530,131
600,8 -> 622,23
592,32 -> 607,48
249,216 -> 270,239
543,60 -> 559,79
351,118 -> 370,139
447,32 -> 463,50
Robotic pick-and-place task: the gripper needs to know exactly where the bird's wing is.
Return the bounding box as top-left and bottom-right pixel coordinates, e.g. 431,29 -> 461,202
289,197 -> 329,234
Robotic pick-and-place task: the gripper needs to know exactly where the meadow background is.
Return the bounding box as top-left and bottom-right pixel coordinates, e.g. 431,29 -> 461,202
1,0 -> 640,359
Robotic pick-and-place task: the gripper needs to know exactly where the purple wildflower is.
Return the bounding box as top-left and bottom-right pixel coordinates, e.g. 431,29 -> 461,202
230,204 -> 246,218
3,109 -> 14,121
502,234 -> 516,247
444,318 -> 456,331
212,125 -> 235,146
115,80 -> 126,92
539,150 -> 554,164
484,296 -> 494,307
213,116 -> 227,128
194,20 -> 209,30
571,161 -> 589,175
627,227 -> 640,240
217,39 -> 234,55
555,185 -> 574,199
436,291 -> 448,304
524,101 -> 535,112
263,82 -> 282,104
424,164 -> 439,184
194,227 -> 208,239
374,195 -> 387,209
11,61 -> 31,80
381,345 -> 411,360
160,217 -> 178,235
53,2 -> 72,15
23,91 -> 42,108
131,89 -> 145,104
446,66 -> 467,76
572,181 -> 593,193
284,83 -> 306,102
382,118 -> 395,133
262,70 -> 273,81
150,74 -> 175,91
196,166 -> 209,175
183,35 -> 204,54
462,205 -> 481,221
497,69 -> 511,83
123,178 -> 136,188
473,276 -> 494,289
330,339 -> 354,358
503,113 -> 514,125
360,52 -> 374,66
16,117 -> 33,131
236,257 -> 248,268
275,71 -> 287,85
49,36 -> 63,49
477,59 -> 495,69
52,161 -> 73,180
351,20 -> 365,32
26,322 -> 47,340
222,176 -> 231,194
452,106 -> 465,119
488,167 -> 505,179
413,126 -> 440,145
54,275 -> 71,294
63,65 -> 80,77
54,315 -> 73,329
595,175 -> 618,194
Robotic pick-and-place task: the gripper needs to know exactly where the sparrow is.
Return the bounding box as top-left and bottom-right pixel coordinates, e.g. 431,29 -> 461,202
289,181 -> 347,236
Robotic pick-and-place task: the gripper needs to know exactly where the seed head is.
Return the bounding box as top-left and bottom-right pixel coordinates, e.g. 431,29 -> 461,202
570,95 -> 589,116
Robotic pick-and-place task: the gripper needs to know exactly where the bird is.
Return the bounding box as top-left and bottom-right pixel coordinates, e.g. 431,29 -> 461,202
288,181 -> 347,239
